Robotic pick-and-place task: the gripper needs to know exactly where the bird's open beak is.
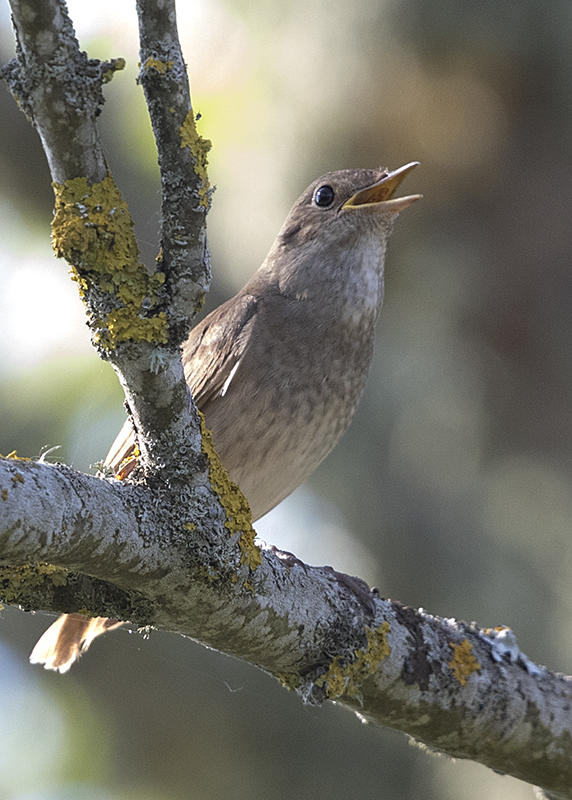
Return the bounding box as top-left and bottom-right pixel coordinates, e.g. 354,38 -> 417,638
343,162 -> 422,213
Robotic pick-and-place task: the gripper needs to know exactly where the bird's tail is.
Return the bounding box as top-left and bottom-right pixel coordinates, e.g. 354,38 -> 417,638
29,614 -> 123,673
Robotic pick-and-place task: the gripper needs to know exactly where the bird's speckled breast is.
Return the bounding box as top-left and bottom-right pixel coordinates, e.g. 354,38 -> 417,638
202,295 -> 377,520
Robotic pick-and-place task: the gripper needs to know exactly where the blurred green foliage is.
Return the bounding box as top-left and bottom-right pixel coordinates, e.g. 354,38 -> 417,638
0,1 -> 570,798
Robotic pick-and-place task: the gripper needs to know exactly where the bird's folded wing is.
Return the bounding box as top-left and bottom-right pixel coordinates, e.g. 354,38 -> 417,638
104,292 -> 259,476
183,291 -> 258,408
103,417 -> 138,477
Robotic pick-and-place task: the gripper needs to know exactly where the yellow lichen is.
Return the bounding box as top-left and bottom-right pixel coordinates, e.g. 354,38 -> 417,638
99,307 -> 168,346
1,451 -> 30,461
316,622 -> 391,700
51,175 -> 168,349
11,472 -> 24,486
0,563 -> 69,605
199,412 -> 261,570
449,639 -> 481,686
485,625 -> 509,635
180,109 -> 211,209
141,57 -> 173,74
1,489 -> 7,501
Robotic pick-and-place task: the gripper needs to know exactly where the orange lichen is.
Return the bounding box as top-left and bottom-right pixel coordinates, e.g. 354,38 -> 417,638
449,639 -> 481,686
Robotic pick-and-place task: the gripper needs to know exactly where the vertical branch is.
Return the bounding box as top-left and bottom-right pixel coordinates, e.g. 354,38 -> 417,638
2,0 -> 207,480
5,0 -> 122,182
136,0 -> 212,342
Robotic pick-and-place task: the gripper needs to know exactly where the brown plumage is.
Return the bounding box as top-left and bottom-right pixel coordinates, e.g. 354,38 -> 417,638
30,164 -> 421,672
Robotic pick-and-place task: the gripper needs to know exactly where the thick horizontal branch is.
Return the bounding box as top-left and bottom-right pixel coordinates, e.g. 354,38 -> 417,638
1,457 -> 571,796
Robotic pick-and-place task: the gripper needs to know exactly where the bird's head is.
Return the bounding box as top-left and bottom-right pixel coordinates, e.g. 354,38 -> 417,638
281,162 -> 420,244
263,163 -> 421,308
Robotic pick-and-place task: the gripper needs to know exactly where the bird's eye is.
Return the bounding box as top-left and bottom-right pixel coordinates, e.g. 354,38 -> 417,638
314,185 -> 335,208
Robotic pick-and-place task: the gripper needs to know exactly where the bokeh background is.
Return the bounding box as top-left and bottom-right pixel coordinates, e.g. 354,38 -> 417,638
1,1 -> 571,798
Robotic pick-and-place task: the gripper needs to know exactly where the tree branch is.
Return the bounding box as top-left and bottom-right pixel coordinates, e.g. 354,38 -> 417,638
136,0 -> 212,336
0,458 -> 570,795
5,0 -> 122,182
3,0 -> 212,484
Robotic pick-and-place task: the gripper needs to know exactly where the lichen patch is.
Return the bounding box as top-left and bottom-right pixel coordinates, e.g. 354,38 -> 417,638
51,175 -> 168,349
0,451 -> 31,461
199,412 -> 261,570
141,57 -> 173,74
179,110 -> 211,209
449,639 -> 481,686
316,622 -> 391,700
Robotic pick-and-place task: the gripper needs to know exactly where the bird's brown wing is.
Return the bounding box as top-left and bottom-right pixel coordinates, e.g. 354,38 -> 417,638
103,418 -> 138,478
183,291 -> 258,407
104,292 -> 259,477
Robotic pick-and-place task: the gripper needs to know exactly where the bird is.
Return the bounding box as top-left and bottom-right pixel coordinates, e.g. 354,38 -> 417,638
29,163 -> 421,672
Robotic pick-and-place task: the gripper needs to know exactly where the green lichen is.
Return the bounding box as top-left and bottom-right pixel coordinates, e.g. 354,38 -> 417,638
0,563 -> 69,605
448,639 -> 481,686
180,109 -> 211,209
199,412 -> 261,570
51,175 -> 168,349
316,622 -> 391,700
102,306 -> 167,346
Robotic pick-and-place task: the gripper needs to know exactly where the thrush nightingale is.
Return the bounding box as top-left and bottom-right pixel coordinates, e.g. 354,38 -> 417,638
30,162 -> 421,672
